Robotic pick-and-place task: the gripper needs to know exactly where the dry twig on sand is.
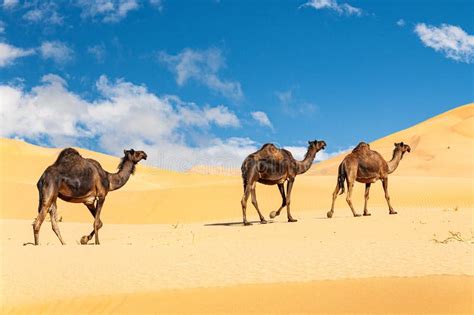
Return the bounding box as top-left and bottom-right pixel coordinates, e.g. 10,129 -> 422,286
432,231 -> 474,244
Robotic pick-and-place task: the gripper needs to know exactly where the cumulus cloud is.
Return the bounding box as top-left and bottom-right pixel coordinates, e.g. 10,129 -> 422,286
0,74 -> 249,170
0,20 -> 5,33
396,19 -> 405,27
300,0 -> 362,16
203,105 -> 240,127
251,111 -> 273,128
159,48 -> 244,101
0,42 -> 35,67
77,0 -> 140,23
22,1 -> 63,25
39,41 -> 74,64
414,23 -> 474,63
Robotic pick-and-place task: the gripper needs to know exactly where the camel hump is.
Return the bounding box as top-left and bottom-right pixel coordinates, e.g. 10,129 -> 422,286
260,143 -> 285,160
55,148 -> 82,164
352,142 -> 370,153
260,143 -> 280,154
260,143 -> 278,151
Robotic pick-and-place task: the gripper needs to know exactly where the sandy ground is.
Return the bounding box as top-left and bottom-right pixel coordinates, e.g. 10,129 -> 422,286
4,277 -> 473,314
1,103 -> 473,313
1,207 -> 473,313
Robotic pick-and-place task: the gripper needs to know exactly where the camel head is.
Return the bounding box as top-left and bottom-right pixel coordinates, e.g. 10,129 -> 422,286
123,149 -> 148,164
394,142 -> 411,156
308,140 -> 327,152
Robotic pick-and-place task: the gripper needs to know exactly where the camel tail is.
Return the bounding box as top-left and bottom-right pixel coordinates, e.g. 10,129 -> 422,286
36,174 -> 46,213
241,167 -> 248,192
337,163 -> 346,195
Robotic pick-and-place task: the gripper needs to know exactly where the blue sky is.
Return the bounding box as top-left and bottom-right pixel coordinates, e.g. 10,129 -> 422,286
0,0 -> 473,170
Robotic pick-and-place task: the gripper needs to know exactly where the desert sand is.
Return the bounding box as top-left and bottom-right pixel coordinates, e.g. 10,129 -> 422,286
1,103 -> 473,314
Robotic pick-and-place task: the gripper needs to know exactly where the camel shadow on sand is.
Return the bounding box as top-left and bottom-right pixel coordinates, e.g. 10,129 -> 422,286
204,220 -> 275,227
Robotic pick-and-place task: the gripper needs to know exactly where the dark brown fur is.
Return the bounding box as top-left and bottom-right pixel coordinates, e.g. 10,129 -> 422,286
33,148 -> 147,245
327,142 -> 411,218
240,140 -> 326,225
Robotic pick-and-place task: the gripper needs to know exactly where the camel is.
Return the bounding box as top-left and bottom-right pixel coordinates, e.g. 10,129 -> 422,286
240,140 -> 326,225
33,148 -> 147,245
327,142 -> 411,218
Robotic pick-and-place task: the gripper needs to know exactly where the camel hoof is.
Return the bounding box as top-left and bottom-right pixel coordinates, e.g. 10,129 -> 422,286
363,213 -> 371,216
80,236 -> 89,245
389,211 -> 398,215
269,211 -> 277,219
243,221 -> 252,226
353,213 -> 361,217
327,211 -> 333,218
288,218 -> 298,223
260,219 -> 267,224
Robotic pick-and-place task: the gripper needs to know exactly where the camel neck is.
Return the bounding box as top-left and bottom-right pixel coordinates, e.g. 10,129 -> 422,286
387,149 -> 403,174
108,159 -> 135,191
296,147 -> 318,175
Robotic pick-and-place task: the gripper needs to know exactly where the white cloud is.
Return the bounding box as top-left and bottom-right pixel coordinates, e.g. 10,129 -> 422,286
39,41 -> 74,64
87,44 -> 106,63
0,75 -> 342,171
414,23 -> 474,63
204,105 -> 240,127
0,42 -> 35,67
2,0 -> 19,9
0,20 -> 5,33
22,1 -> 63,25
0,74 -> 248,171
159,48 -> 244,101
396,19 -> 405,27
251,111 -> 273,128
77,0 -> 140,23
300,0 -> 362,16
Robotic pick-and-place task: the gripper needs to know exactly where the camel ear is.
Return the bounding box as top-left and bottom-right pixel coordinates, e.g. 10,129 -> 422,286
123,150 -> 128,155
308,141 -> 311,145
400,142 -> 404,146
130,149 -> 135,154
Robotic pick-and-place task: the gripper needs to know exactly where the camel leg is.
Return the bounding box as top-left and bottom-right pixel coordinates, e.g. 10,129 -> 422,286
241,181 -> 252,226
345,181 -> 361,217
382,178 -> 397,215
327,183 -> 340,218
269,183 -> 286,219
49,202 -> 65,245
80,203 -> 97,245
33,205 -> 49,246
93,198 -> 105,245
286,179 -> 297,222
250,183 -> 267,224
363,183 -> 371,216
33,183 -> 56,245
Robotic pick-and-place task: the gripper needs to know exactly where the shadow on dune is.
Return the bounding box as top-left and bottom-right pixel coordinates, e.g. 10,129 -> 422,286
204,220 -> 274,227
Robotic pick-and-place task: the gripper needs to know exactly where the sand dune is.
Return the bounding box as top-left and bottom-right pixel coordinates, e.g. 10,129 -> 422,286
310,103 -> 474,177
1,103 -> 473,314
